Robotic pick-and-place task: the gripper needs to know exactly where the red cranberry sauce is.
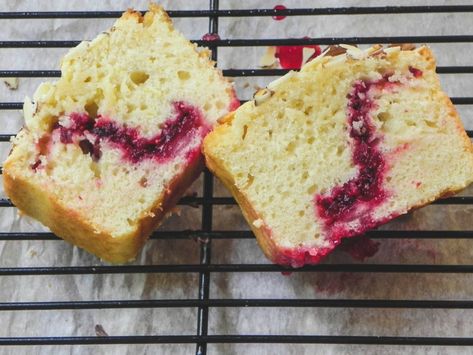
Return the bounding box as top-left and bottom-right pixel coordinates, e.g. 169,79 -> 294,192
314,76 -> 397,242
274,246 -> 331,268
409,66 -> 423,78
275,40 -> 322,69
272,5 -> 287,21
274,69 -> 423,268
56,113 -> 93,144
201,33 -> 220,41
52,101 -> 209,164
30,159 -> 42,171
228,90 -> 241,111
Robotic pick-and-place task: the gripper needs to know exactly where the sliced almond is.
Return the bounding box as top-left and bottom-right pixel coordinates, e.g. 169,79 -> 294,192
388,43 -> 416,51
324,45 -> 347,57
340,44 -> 366,60
366,44 -> 383,56
370,46 -> 387,58
253,88 -> 274,106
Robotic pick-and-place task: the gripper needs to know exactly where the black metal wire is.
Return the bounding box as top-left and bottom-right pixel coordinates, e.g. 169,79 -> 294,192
3,36 -> 473,48
1,6 -> 473,19
1,264 -> 473,275
0,335 -> 472,346
195,2 -> 219,354
0,196 -> 471,208
1,298 -> 473,311
1,4 -> 473,350
3,66 -> 473,77
0,230 -> 471,241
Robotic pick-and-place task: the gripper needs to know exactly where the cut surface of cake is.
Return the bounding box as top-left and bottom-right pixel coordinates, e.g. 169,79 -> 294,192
203,44 -> 473,267
3,4 -> 238,263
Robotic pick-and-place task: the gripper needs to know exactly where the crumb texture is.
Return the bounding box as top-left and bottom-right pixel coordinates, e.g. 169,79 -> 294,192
204,45 -> 473,266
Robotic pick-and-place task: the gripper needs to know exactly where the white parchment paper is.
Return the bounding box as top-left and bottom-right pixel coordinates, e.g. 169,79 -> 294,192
0,1 -> 472,354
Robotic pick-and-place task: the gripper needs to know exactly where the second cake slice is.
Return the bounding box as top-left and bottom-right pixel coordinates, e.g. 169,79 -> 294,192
203,44 -> 473,267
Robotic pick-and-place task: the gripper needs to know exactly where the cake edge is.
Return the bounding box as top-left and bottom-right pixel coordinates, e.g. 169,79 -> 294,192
203,124 -> 283,263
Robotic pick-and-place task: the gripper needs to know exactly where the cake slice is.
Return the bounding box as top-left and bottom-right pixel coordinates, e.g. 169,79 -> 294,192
3,4 -> 238,263
203,44 -> 473,267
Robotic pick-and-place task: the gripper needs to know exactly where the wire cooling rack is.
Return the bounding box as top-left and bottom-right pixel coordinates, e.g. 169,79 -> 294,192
0,2 -> 473,354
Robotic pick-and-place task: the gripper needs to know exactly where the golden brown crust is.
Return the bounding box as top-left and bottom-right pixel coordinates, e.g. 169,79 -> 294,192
3,153 -> 204,263
417,47 -> 473,158
203,136 -> 280,262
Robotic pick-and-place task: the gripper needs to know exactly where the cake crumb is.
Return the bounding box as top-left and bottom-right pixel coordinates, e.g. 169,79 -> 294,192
259,46 -> 277,68
3,77 -> 19,90
95,324 -> 109,337
170,206 -> 181,216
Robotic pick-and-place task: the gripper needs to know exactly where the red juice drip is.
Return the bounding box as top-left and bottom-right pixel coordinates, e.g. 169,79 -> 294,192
201,33 -> 220,41
275,39 -> 321,69
272,5 -> 287,21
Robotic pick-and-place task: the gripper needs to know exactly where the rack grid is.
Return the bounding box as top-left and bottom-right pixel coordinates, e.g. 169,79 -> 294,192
0,2 -> 472,354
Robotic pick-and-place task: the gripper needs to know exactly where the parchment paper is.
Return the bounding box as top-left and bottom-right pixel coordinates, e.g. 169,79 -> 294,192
0,0 -> 472,354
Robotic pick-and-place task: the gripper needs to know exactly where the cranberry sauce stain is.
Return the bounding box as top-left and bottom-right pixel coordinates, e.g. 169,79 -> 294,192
275,40 -> 321,69
52,101 -> 208,164
201,33 -> 220,41
338,236 -> 380,261
272,5 -> 287,21
315,76 -> 394,240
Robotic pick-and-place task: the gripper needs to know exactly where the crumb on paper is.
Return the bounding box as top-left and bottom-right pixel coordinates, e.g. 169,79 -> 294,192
28,249 -> 38,258
95,324 -> 109,337
259,46 -> 278,68
253,218 -> 264,228
170,206 -> 181,216
3,77 -> 19,90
